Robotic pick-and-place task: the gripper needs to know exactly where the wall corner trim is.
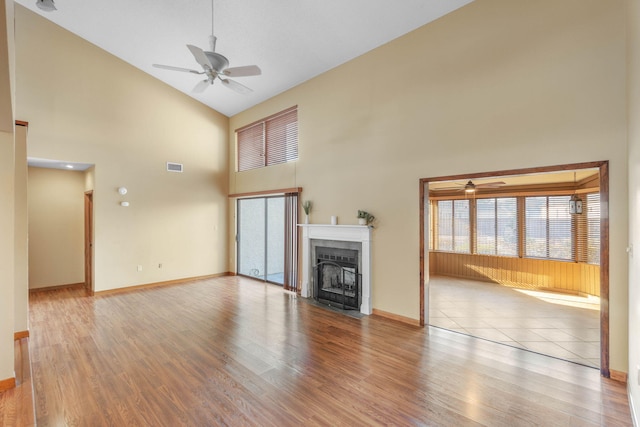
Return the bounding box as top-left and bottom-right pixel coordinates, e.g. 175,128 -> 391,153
0,377 -> 16,392
610,369 -> 628,383
14,330 -> 29,340
372,309 -> 422,327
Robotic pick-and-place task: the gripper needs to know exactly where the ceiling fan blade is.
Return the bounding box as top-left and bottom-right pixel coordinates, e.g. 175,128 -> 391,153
475,181 -> 506,188
187,44 -> 213,69
153,64 -> 204,74
220,78 -> 253,95
224,65 -> 262,78
431,186 -> 462,191
192,79 -> 210,93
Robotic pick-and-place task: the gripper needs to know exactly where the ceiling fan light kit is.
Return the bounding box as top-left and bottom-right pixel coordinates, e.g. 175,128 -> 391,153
152,0 -> 261,95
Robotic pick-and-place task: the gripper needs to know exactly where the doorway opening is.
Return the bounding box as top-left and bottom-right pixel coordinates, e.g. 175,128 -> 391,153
420,161 -> 610,377
84,191 -> 93,294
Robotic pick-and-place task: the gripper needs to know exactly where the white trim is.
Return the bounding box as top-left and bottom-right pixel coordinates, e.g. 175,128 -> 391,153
630,384 -> 638,427
299,224 -> 372,315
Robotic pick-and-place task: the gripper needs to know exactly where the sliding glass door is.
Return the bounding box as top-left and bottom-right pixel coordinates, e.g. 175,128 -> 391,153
238,196 -> 286,285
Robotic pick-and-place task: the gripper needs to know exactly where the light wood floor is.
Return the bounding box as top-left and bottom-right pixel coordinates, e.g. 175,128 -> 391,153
25,276 -> 631,426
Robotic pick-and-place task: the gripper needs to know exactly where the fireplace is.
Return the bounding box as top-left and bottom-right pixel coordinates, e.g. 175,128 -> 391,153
299,224 -> 372,315
314,246 -> 360,310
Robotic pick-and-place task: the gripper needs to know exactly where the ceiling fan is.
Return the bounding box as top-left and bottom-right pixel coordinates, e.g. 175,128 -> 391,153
432,180 -> 506,193
152,0 -> 261,95
36,0 -> 56,12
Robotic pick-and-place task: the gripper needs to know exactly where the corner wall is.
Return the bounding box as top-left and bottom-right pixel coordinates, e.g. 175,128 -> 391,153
15,5 -> 230,292
28,167 -> 85,289
0,0 -> 16,386
14,124 -> 27,331
626,0 -> 640,422
229,0 -> 629,373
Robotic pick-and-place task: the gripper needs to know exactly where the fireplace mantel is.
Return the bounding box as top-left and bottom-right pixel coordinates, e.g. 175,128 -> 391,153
299,224 -> 372,315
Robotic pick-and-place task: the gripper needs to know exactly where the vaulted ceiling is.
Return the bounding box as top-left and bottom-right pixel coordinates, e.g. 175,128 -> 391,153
15,0 -> 474,117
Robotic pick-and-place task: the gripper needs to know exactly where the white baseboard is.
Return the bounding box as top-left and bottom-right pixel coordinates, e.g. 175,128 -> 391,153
630,384 -> 638,427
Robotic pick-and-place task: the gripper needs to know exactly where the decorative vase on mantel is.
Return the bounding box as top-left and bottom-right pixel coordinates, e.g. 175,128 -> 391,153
305,214 -> 309,224
358,218 -> 367,225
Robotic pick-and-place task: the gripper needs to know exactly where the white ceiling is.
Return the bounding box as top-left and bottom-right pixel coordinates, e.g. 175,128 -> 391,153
15,0 -> 474,117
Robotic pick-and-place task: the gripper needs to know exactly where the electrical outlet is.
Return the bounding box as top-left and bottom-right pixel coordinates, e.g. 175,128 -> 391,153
137,265 -> 143,272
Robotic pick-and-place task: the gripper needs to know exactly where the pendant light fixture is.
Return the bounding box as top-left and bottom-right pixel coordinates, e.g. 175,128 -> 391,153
569,172 -> 583,214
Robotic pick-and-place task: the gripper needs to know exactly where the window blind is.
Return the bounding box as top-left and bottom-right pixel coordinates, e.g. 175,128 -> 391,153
237,123 -> 264,172
437,200 -> 470,253
476,197 -> 518,256
586,193 -> 601,265
237,106 -> 298,172
525,195 -> 572,260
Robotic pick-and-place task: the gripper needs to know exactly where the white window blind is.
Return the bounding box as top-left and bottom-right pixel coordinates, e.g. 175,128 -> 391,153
237,106 -> 298,172
525,196 -> 572,260
437,200 -> 470,253
586,193 -> 601,265
476,198 -> 518,256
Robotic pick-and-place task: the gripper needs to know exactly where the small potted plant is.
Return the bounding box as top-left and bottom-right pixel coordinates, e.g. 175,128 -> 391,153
357,210 -> 375,226
303,200 -> 312,224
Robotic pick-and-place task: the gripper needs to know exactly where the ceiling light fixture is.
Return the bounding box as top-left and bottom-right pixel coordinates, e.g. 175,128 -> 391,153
36,0 -> 57,12
464,180 -> 476,193
569,172 -> 583,214
65,164 -> 74,169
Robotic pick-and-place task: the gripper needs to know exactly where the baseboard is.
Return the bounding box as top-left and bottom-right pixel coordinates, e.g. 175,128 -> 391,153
372,309 -> 421,327
29,282 -> 85,293
610,369 -> 628,383
0,376 -> 16,392
14,330 -> 29,340
629,384 -> 638,427
94,272 -> 233,296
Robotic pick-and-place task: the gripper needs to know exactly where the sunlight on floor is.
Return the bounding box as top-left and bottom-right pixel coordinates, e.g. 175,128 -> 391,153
513,289 -> 600,311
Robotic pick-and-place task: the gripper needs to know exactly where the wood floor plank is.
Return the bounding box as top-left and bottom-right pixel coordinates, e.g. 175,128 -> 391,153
23,276 -> 632,426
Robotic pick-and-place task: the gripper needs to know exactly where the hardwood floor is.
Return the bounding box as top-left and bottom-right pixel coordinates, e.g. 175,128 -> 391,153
26,276 -> 631,426
0,338 -> 36,426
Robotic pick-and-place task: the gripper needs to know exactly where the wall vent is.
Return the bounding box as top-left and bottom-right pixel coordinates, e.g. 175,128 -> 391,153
166,162 -> 183,173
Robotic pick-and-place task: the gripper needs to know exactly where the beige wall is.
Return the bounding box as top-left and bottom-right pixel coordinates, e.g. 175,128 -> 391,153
229,0 -> 629,372
627,0 -> 640,422
0,130 -> 16,382
15,5 -> 230,292
14,124 -> 28,330
0,0 -> 16,384
28,167 -> 85,289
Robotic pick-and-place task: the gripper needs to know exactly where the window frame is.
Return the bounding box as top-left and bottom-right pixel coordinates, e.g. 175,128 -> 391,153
236,106 -> 298,172
430,191 -> 600,264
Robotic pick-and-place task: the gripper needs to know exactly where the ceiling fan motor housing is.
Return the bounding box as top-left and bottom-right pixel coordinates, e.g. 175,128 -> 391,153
204,52 -> 229,73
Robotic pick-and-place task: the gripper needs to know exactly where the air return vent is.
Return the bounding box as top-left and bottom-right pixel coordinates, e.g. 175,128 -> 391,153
166,162 -> 183,173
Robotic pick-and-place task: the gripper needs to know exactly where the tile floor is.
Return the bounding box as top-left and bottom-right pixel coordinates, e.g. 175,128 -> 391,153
428,276 -> 601,368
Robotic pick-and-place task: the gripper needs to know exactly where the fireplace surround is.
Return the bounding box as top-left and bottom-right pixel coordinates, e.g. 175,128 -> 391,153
299,224 -> 372,315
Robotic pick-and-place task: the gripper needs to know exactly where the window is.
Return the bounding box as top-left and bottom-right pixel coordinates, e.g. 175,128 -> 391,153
524,196 -> 572,260
436,200 -> 470,253
237,106 -> 298,171
476,198 -> 518,256
586,193 -> 600,265
431,190 -> 599,264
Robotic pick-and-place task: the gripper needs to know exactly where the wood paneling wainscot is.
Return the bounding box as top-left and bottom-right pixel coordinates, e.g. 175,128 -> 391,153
429,252 -> 600,296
